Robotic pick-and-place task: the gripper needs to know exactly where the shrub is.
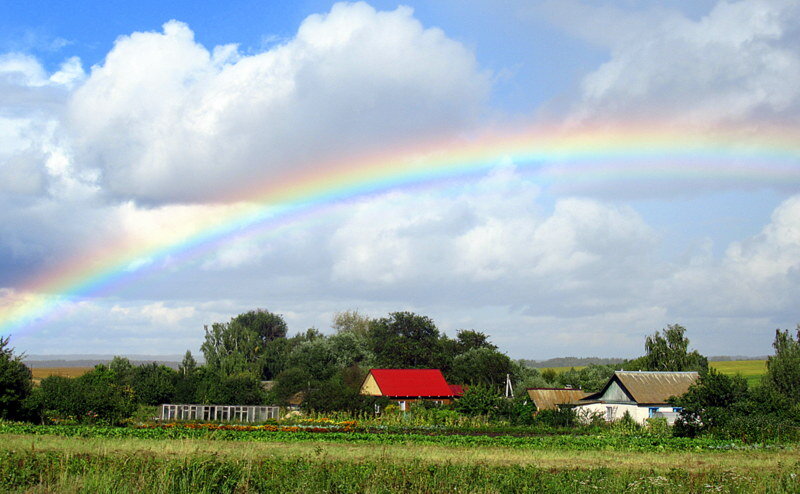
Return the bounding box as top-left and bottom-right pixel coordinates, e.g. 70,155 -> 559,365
454,385 -> 504,417
27,371 -> 136,425
532,407 -> 577,428
0,337 -> 32,420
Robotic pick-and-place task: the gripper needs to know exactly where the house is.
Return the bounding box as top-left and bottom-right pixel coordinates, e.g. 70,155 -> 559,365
571,370 -> 699,425
360,369 -> 460,410
526,388 -> 589,411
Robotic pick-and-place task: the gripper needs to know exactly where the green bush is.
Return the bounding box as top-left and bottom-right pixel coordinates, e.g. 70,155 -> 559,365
532,408 -> 577,428
26,370 -> 136,425
454,385 -> 505,417
0,337 -> 32,420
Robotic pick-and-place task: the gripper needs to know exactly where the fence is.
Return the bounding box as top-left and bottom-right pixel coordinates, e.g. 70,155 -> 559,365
159,404 -> 280,422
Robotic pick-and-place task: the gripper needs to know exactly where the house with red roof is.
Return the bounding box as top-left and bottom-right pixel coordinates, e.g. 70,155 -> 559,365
360,369 -> 462,410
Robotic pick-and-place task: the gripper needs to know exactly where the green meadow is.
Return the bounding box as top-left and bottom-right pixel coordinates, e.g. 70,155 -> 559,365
1,431 -> 798,493
539,360 -> 768,387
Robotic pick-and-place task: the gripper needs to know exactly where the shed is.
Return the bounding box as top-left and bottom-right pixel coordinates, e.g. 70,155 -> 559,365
360,368 -> 458,409
526,388 -> 589,411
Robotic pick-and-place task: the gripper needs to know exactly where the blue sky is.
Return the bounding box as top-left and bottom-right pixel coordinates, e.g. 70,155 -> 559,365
1,0 -> 799,359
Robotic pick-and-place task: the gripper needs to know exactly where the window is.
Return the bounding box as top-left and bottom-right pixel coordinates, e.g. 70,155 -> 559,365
606,406 -> 616,421
649,407 -> 658,418
398,401 -> 406,411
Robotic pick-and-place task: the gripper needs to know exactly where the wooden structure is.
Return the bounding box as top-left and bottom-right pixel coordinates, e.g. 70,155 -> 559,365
360,369 -> 460,410
526,388 -> 589,411
159,404 -> 279,422
572,371 -> 699,425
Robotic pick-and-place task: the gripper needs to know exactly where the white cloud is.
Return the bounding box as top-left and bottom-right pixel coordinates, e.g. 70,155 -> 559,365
68,3 -> 491,203
330,165 -> 656,309
564,0 -> 800,124
664,194 -> 800,316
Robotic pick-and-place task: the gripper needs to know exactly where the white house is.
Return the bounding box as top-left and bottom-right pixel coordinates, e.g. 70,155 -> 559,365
572,370 -> 699,425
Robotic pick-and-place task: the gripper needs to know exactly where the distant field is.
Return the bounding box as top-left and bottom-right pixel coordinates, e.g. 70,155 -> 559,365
538,360 -> 767,387
710,360 -> 767,387
30,367 -> 93,384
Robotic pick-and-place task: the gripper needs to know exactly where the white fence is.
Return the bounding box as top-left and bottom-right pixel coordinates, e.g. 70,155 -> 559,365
159,404 -> 279,422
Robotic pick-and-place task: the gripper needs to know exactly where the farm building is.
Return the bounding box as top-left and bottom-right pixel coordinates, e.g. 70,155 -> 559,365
526,388 -> 589,411
360,369 -> 462,410
572,370 -> 699,425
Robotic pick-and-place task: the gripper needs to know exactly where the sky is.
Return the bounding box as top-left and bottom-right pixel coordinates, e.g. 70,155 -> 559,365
1,0 -> 799,359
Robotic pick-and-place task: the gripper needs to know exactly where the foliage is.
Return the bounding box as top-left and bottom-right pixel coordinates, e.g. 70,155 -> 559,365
200,321 -> 260,376
193,371 -> 265,405
0,421 -> 780,452
285,338 -> 339,382
179,350 -> 197,377
762,326 -> 800,403
27,367 -> 136,425
671,368 -> 750,438
368,312 -> 447,369
131,363 -> 179,406
0,336 -> 32,420
450,347 -> 515,387
639,324 -> 708,372
231,309 -> 288,347
454,384 -> 505,417
533,408 -> 578,428
332,310 -> 371,335
555,364 -> 616,393
455,329 -> 497,352
272,366 -> 314,403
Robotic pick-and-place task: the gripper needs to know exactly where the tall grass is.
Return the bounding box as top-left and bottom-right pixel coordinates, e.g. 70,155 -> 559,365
2,449 -> 798,493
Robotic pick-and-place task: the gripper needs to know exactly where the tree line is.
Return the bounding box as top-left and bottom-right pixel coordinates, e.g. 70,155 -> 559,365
0,313 -> 798,436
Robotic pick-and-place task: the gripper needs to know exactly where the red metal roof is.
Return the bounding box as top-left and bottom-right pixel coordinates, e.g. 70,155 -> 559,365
369,369 -> 455,397
448,384 -> 465,397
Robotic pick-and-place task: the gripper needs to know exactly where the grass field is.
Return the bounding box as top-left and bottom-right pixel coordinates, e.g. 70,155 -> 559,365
1,432 -> 797,492
710,360 -> 767,387
539,360 -> 768,387
30,366 -> 93,385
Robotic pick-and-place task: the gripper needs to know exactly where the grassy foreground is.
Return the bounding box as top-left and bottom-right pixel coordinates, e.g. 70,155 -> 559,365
1,434 -> 798,493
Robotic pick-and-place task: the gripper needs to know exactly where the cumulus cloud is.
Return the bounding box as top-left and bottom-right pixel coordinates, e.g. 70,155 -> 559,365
68,2 -> 490,203
330,166 -> 657,313
664,194 -> 800,316
557,0 -> 800,124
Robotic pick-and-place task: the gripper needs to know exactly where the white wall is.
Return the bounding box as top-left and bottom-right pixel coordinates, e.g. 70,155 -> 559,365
574,403 -> 680,425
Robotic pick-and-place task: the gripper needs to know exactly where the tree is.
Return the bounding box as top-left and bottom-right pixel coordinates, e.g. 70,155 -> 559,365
30,366 -> 136,425
0,336 -> 32,420
762,326 -> 800,403
332,310 -> 371,335
556,364 -> 617,393
285,339 -> 339,382
641,324 -> 708,372
200,321 -> 260,376
179,350 -> 197,377
450,347 -> 514,388
327,331 -> 375,369
131,363 -> 178,405
232,309 -> 287,348
671,368 -> 750,437
455,330 -> 497,352
368,312 -> 444,368
454,385 -> 505,417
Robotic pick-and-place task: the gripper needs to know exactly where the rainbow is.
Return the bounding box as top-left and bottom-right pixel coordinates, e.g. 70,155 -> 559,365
3,123 -> 800,337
